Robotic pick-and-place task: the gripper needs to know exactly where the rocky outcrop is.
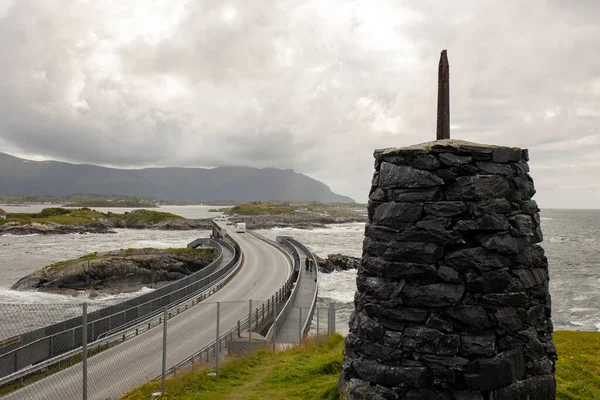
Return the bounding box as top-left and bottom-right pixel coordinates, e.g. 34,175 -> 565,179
342,140 -> 556,399
316,254 -> 360,273
240,214 -> 367,229
0,218 -> 213,236
11,247 -> 215,295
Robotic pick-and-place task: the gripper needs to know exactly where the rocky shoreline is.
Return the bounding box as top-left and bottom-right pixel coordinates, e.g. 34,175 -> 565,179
0,213 -> 366,235
11,247 -> 215,295
315,253 -> 360,273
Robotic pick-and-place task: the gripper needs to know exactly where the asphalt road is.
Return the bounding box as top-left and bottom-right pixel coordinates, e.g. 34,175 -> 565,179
4,228 -> 291,400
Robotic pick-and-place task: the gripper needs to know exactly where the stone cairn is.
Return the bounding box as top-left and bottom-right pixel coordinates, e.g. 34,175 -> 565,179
342,139 -> 556,400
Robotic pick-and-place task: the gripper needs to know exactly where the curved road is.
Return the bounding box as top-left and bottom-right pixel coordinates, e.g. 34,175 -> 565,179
5,228 -> 291,400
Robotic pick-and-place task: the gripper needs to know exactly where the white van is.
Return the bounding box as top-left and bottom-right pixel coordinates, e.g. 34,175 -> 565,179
214,215 -> 229,222
235,222 -> 246,233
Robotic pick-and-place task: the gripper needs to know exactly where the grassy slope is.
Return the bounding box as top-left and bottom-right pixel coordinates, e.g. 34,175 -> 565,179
122,331 -> 600,400
1,208 -> 184,225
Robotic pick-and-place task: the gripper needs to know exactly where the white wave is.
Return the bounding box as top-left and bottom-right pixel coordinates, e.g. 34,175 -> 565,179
0,287 -> 155,305
318,270 -> 356,304
568,321 -> 585,326
569,307 -> 593,312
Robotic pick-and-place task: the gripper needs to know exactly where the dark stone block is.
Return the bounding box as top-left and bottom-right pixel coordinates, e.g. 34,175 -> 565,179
444,306 -> 492,330
497,335 -> 522,352
424,201 -> 467,217
452,392 -> 484,400
480,233 -> 527,254
430,143 -> 492,158
359,276 -> 402,300
396,226 -> 463,245
512,269 -> 548,289
508,214 -> 534,237
353,357 -> 431,387
488,374 -> 555,400
468,198 -> 512,217
379,162 -> 444,189
521,200 -> 539,214
511,161 -> 530,176
363,257 -> 438,280
390,187 -> 443,202
369,188 -> 386,202
360,341 -> 404,361
411,155 -> 441,170
417,217 -> 452,230
460,332 -> 496,357
518,327 -> 546,360
512,245 -> 547,269
406,389 -> 453,400
526,304 -> 545,326
365,304 -> 429,324
478,292 -> 529,307
421,354 -> 470,368
346,378 -> 388,400
436,168 -> 459,181
427,314 -> 455,333
372,202 -> 423,227
438,266 -> 461,283
492,147 -> 521,163
474,162 -> 515,176
514,175 -> 536,200
465,349 -> 525,390
494,308 -> 523,332
457,214 -> 510,232
383,241 -> 444,264
445,248 -> 510,274
531,226 -> 543,243
402,326 -> 460,355
521,149 -> 529,161
465,270 -> 511,293
366,224 -> 398,242
402,283 -> 465,308
447,176 -> 510,201
439,153 -> 473,166
352,311 -> 385,340
529,357 -> 554,375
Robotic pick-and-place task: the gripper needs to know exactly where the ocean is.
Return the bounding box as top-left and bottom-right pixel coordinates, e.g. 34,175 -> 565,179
0,206 -> 598,337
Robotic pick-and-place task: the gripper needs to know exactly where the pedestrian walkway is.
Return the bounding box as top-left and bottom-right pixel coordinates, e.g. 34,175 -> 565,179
274,244 -> 318,345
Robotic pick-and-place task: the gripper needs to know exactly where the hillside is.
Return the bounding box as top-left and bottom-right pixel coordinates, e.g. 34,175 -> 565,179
0,152 -> 354,203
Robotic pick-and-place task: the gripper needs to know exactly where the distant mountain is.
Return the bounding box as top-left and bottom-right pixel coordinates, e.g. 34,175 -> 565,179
0,152 -> 355,203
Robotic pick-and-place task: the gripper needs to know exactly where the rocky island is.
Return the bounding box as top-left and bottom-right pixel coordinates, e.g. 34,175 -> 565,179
11,247 -> 215,295
0,203 -> 367,235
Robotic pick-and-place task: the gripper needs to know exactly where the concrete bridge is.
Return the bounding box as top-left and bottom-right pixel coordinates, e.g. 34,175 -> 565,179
0,221 -> 319,400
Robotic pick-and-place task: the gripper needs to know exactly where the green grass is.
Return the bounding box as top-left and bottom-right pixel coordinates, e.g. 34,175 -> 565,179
229,203 -> 295,216
555,331 -> 600,399
1,207 -> 184,226
121,331 -> 600,400
166,248 -> 214,256
122,334 -> 345,400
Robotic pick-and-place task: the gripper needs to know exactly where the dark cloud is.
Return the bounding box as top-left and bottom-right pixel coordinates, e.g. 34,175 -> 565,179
0,0 -> 599,207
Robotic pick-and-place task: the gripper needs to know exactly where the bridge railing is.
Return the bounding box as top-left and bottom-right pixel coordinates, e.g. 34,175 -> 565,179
0,237 -> 242,381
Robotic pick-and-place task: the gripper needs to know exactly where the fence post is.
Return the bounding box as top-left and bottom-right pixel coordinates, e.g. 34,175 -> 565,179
248,299 -> 252,357
82,302 -> 88,400
161,307 -> 168,393
238,320 -> 241,337
298,307 -> 302,343
273,299 -> 277,352
262,303 -> 265,321
316,307 -> 320,346
215,302 -> 220,374
329,303 -> 335,335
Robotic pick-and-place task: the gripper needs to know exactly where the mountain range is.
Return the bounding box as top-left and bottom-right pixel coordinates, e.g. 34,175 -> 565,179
0,152 -> 354,203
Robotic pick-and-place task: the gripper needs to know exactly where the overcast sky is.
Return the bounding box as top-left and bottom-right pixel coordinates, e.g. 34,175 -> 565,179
0,0 -> 598,207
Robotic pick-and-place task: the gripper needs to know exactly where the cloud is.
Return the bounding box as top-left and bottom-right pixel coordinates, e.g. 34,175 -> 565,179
0,0 -> 599,207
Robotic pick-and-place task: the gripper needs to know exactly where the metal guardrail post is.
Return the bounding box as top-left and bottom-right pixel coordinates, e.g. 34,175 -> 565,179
82,302 -> 88,400
161,307 -> 168,393
273,300 -> 277,352
298,308 -> 302,343
316,307 -> 320,346
248,299 -> 252,357
238,320 -> 241,337
329,303 -> 335,334
215,302 -> 220,374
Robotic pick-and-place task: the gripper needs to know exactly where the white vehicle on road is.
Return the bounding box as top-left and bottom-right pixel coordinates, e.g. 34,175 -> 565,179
235,222 -> 246,233
214,215 -> 228,222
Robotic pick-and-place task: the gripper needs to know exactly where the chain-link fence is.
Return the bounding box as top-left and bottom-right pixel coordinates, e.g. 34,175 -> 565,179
0,298 -> 339,400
